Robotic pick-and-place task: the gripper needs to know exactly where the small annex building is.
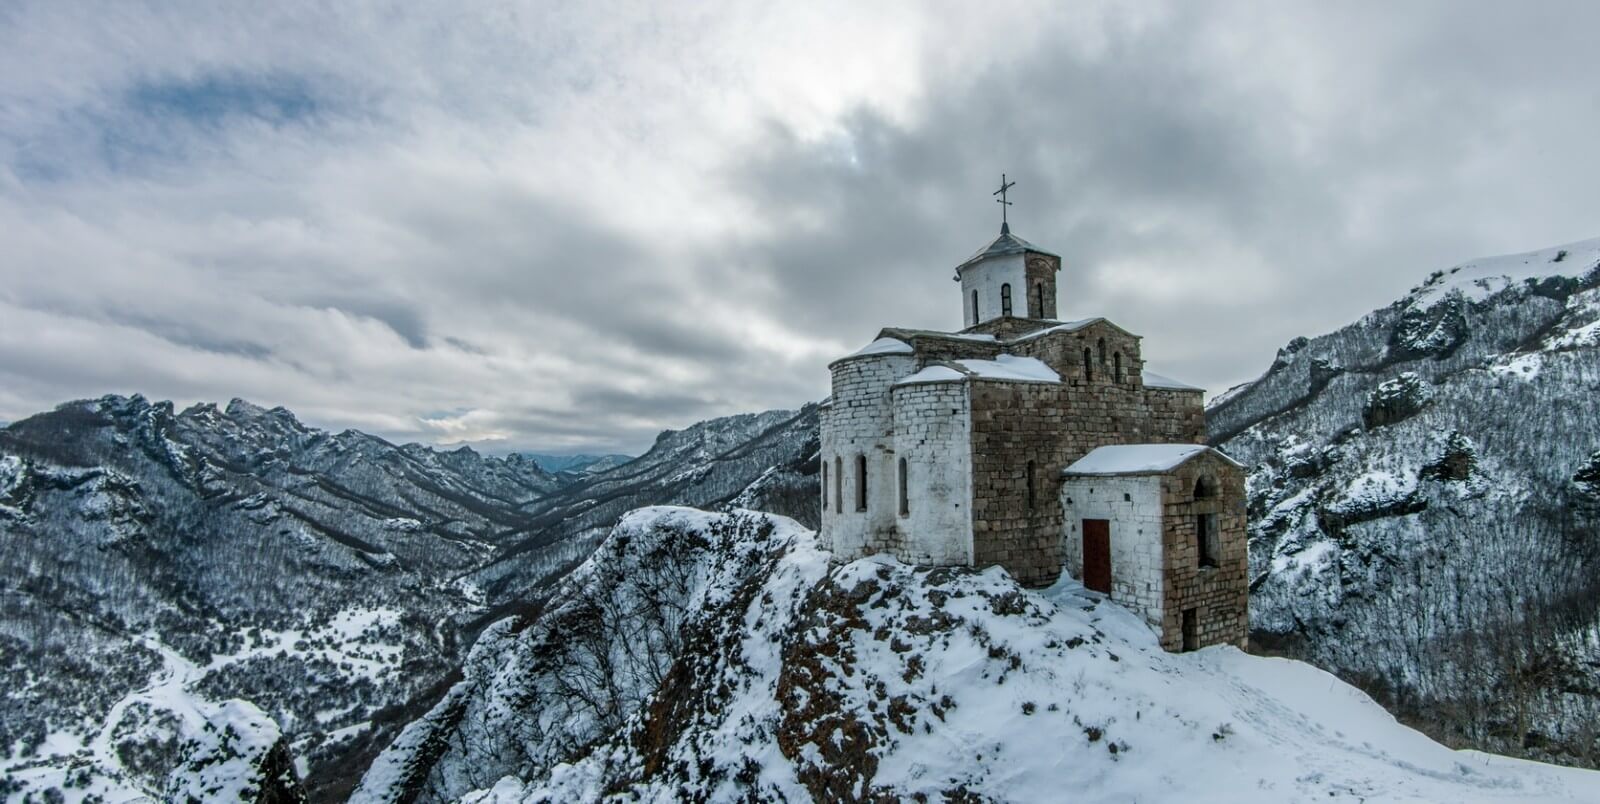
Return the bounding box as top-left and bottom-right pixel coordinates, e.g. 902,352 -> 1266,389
818,212 -> 1249,651
1061,444 -> 1248,651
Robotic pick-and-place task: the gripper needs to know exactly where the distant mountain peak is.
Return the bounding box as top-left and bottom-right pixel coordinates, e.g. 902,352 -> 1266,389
1404,236 -> 1600,311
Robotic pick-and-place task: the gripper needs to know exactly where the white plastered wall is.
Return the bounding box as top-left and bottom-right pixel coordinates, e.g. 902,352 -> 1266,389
819,352 -> 916,559
1060,475 -> 1165,629
890,381 -> 972,565
959,253 -> 1026,325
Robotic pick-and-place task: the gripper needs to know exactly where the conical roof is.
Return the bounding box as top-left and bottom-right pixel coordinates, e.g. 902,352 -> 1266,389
957,223 -> 1060,271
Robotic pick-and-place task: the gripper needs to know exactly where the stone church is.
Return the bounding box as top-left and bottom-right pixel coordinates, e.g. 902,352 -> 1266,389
817,209 -> 1248,652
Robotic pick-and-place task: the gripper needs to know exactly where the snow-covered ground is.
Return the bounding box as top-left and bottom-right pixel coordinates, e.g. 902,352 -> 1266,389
356,507 -> 1600,803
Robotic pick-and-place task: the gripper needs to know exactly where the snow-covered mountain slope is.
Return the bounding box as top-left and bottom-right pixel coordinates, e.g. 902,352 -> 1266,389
1209,237 -> 1600,766
0,395 -> 824,803
0,394 -> 565,802
353,507 -> 1600,803
462,405 -> 820,605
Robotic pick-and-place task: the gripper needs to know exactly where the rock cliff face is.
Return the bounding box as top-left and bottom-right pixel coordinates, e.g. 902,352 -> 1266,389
353,507 -> 1600,803
1210,237 -> 1600,766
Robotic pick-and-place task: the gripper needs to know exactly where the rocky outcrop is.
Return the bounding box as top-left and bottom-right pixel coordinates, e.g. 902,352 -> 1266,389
1361,372 -> 1431,429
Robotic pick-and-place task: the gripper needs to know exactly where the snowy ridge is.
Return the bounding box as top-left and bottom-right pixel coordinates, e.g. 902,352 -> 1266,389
1406,237 -> 1600,311
356,507 -> 1600,803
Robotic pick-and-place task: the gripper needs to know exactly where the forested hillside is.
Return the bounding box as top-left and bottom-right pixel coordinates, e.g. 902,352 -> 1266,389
0,395 -> 817,802
1211,238 -> 1600,766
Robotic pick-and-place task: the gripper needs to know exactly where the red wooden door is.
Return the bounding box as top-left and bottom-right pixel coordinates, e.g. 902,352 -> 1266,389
1082,519 -> 1111,594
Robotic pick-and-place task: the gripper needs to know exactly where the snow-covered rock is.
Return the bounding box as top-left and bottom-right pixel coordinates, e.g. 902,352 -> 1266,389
164,700 -> 305,803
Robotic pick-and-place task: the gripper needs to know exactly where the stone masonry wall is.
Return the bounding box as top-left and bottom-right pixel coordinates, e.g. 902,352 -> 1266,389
964,316 -> 1057,341
1158,453 -> 1249,651
1025,255 -> 1059,319
1060,475 -> 1165,627
965,319 -> 1207,588
877,329 -> 1002,366
890,381 -> 972,565
968,380 -> 1072,587
820,352 -> 915,560
1142,387 -> 1206,443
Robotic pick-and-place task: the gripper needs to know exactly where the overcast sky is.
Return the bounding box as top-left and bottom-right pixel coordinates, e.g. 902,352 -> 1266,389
2,1 -> 1596,454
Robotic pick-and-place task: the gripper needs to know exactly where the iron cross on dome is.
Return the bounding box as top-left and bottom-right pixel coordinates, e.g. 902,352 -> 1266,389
993,174 -> 1016,229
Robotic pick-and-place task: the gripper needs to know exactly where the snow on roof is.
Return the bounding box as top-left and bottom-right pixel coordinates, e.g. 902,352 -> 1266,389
894,365 -> 966,385
1062,444 -> 1240,475
846,337 -> 914,358
896,355 -> 1061,387
1408,237 -> 1600,310
1008,318 -> 1102,341
955,354 -> 1059,383
1142,370 -> 1203,391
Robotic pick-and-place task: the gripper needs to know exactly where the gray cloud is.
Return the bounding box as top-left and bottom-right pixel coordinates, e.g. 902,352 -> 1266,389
1,1 -> 1597,454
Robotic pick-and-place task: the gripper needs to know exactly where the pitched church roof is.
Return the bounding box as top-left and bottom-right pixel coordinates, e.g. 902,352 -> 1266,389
957,223 -> 1061,271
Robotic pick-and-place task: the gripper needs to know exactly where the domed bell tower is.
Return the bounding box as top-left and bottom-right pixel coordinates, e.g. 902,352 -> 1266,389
954,175 -> 1061,329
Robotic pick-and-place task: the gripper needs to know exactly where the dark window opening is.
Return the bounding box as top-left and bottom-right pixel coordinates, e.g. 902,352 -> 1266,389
971,290 -> 979,324
1113,352 -> 1123,383
834,456 -> 842,513
1035,283 -> 1045,318
1197,513 -> 1219,568
1082,348 -> 1093,382
1026,460 -> 1037,511
1181,608 -> 1198,652
1194,475 -> 1217,499
897,458 -> 909,516
855,455 -> 868,512
1097,338 -> 1107,365
821,461 -> 828,509
1001,283 -> 1013,316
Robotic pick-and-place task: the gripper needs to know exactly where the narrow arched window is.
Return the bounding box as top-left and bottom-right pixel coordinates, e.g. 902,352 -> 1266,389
1035,284 -> 1045,318
1001,283 -> 1013,317
821,461 -> 828,509
834,456 -> 843,513
1082,348 -> 1093,382
1026,460 -> 1037,511
1197,513 -> 1219,568
1114,352 -> 1123,383
855,455 -> 868,511
971,290 -> 980,324
897,457 -> 909,516
1097,338 -> 1107,365
1194,475 -> 1217,499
